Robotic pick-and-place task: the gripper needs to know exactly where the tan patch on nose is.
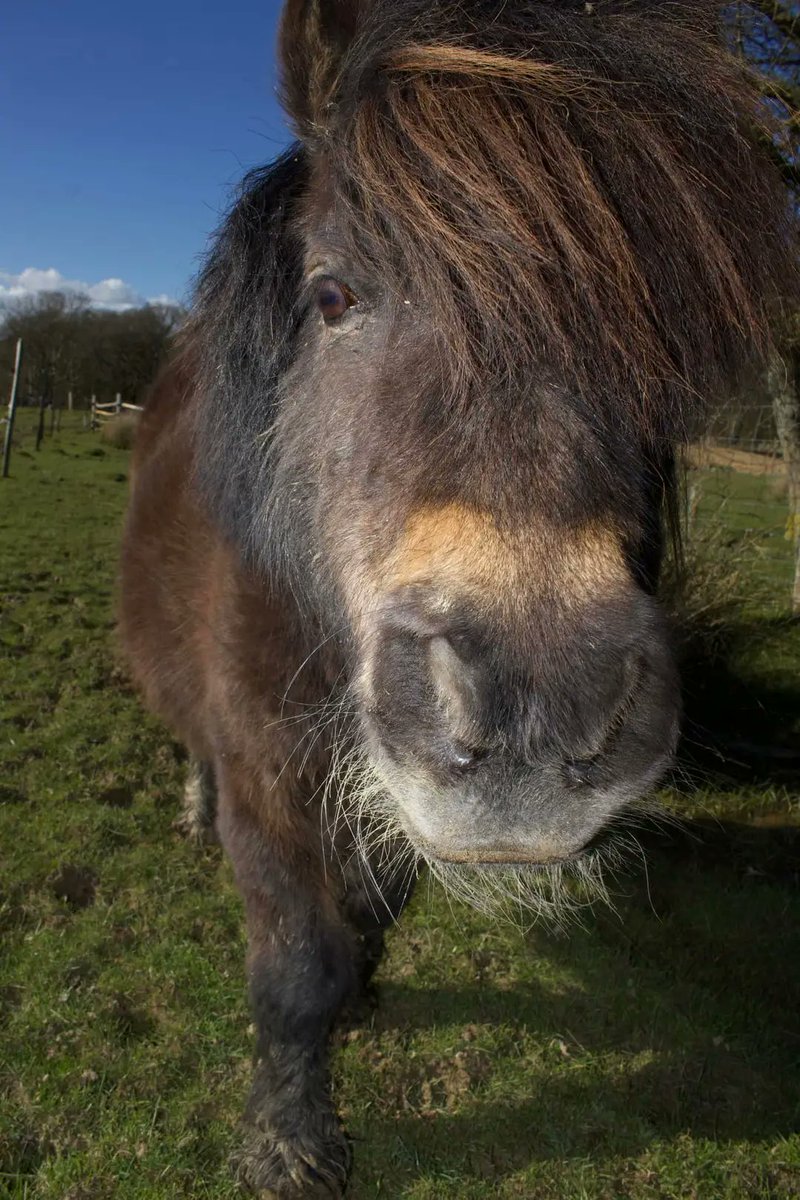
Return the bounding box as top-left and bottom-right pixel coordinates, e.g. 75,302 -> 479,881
382,502 -> 628,606
384,504 -> 499,592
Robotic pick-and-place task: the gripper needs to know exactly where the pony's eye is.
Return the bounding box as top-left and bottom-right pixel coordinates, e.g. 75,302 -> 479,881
316,277 -> 357,323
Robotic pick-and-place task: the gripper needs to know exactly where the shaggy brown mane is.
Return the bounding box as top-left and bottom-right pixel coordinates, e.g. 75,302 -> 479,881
304,0 -> 795,439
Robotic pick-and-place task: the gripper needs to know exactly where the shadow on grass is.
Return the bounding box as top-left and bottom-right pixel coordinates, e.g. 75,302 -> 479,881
676,615 -> 800,794
356,816 -> 799,1191
357,610 -> 800,1192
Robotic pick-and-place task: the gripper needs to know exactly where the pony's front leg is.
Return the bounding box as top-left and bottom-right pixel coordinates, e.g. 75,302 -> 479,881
216,762 -> 357,1198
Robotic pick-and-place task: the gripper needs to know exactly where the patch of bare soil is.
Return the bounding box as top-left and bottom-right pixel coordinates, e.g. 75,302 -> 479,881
49,864 -> 97,909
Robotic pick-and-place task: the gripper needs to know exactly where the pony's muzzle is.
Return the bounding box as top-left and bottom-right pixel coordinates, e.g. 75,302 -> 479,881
359,585 -> 679,864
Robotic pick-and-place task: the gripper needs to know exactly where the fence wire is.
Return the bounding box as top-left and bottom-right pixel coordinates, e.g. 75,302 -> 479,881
684,404 -> 796,615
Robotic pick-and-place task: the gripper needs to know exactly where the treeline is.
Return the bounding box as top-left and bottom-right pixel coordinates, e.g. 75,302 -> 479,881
0,291 -> 184,410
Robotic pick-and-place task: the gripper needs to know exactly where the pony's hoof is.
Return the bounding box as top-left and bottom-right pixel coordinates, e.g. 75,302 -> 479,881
234,1119 -> 350,1198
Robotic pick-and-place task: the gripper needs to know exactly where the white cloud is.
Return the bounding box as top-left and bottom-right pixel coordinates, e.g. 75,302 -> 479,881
86,277 -> 142,309
146,292 -> 178,308
0,266 -> 179,313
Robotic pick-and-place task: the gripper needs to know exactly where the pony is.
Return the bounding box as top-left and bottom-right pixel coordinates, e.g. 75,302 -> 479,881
120,1 -> 793,1193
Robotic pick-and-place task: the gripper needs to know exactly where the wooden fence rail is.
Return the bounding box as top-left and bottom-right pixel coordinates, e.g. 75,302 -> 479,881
90,395 -> 144,428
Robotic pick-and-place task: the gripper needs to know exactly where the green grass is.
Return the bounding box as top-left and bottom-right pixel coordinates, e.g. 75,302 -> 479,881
2,412 -> 799,1199
688,463 -> 795,607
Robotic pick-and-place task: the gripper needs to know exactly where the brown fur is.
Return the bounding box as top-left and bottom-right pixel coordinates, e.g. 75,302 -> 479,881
122,357 -> 336,821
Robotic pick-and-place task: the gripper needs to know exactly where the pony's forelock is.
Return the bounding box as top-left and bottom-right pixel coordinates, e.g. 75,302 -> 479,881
311,1 -> 794,441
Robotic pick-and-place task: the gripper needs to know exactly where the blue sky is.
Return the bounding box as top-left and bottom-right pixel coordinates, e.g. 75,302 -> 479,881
0,0 -> 293,309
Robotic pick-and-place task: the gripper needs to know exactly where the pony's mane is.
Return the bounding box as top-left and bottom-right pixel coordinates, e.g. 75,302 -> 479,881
310,0 -> 795,438
186,148 -> 309,547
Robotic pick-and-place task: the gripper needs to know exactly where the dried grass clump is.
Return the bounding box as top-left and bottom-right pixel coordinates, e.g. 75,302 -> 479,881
100,413 -> 139,451
661,509 -> 772,668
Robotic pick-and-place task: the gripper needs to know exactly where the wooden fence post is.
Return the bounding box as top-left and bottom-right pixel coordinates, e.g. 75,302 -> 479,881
35,394 -> 47,451
1,338 -> 23,479
91,395 -> 97,430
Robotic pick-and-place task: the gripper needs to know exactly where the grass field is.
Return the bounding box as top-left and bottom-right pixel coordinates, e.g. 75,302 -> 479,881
2,412 -> 799,1199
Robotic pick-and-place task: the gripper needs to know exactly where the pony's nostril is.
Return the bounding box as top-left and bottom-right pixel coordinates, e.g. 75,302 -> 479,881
563,758 -> 598,788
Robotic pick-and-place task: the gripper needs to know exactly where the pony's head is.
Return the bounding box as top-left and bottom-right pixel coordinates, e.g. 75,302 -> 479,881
192,1 -> 791,895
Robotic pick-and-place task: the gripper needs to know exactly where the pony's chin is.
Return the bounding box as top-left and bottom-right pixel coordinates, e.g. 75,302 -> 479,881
367,750 -> 633,882
409,839 -> 578,871
390,803 -> 591,875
